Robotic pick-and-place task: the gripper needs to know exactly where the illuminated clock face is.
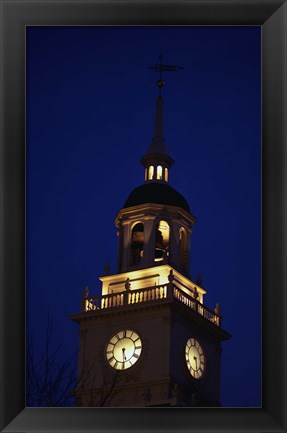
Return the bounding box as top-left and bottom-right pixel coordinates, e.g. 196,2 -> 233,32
185,338 -> 205,379
106,330 -> 142,370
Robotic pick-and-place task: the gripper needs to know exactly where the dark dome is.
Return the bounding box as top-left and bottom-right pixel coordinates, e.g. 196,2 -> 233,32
124,183 -> 190,213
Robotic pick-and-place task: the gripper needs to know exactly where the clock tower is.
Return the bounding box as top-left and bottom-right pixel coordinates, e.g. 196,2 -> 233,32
70,57 -> 231,407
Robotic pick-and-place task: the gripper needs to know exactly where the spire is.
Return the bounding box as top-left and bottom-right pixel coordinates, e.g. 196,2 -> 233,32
141,54 -> 183,183
141,93 -> 174,176
146,95 -> 169,157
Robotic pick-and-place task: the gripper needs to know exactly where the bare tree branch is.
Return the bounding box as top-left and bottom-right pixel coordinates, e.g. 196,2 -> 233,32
26,313 -> 128,407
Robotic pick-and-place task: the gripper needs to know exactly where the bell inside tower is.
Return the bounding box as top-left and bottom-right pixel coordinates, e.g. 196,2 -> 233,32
130,223 -> 144,265
154,220 -> 170,262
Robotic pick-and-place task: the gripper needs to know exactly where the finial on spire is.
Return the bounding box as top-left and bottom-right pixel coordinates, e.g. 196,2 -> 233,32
149,52 -> 184,95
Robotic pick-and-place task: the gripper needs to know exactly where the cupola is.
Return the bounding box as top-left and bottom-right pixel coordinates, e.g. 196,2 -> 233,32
141,95 -> 174,184
115,55 -> 196,278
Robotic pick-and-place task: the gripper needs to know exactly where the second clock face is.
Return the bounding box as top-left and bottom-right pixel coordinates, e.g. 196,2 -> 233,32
185,338 -> 205,379
106,330 -> 142,370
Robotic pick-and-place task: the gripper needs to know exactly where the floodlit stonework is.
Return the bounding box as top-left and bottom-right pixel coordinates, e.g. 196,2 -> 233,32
70,62 -> 230,406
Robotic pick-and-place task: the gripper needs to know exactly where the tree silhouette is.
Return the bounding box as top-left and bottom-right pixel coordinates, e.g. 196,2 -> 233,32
26,313 -> 127,407
26,313 -> 76,406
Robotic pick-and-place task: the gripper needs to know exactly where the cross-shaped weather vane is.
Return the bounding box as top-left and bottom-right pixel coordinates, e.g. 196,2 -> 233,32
149,53 -> 184,94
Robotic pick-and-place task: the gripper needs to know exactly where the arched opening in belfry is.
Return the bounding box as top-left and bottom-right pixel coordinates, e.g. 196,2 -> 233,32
148,165 -> 154,180
130,222 -> 144,265
154,220 -> 170,262
179,227 -> 187,271
164,167 -> 168,182
156,165 -> 163,180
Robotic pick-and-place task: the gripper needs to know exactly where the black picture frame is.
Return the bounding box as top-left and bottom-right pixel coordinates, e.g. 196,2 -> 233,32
0,1 -> 286,432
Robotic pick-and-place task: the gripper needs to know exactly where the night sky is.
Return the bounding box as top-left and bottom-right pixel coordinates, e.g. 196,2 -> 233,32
26,26 -> 261,407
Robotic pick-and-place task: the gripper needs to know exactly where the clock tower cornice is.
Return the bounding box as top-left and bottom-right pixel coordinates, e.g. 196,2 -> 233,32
115,203 -> 196,228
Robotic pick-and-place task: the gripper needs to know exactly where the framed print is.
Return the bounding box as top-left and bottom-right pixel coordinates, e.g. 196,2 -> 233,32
0,1 -> 286,432
26,25 -> 259,410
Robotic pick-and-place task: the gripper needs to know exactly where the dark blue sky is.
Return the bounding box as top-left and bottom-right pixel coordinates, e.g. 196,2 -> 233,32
26,26 -> 261,407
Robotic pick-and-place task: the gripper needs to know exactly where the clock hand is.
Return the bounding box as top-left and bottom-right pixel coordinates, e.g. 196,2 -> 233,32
122,347 -> 126,365
193,356 -> 198,369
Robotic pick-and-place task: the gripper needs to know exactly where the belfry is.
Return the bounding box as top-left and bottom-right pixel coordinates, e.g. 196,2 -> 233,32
71,55 -> 231,407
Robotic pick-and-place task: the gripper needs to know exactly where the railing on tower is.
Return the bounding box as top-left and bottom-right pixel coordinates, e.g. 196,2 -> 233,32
81,274 -> 221,327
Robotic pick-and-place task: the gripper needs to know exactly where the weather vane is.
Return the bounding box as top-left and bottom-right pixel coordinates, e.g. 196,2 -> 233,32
149,53 -> 183,94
